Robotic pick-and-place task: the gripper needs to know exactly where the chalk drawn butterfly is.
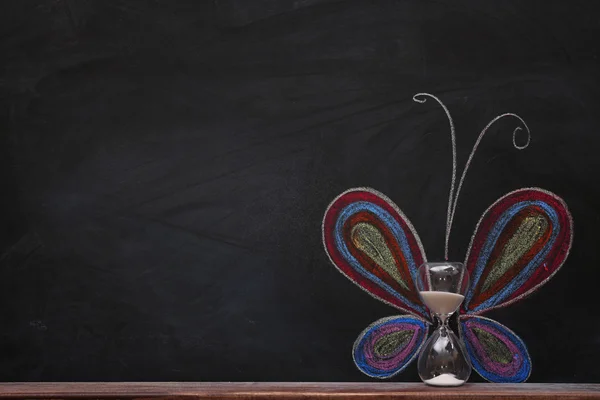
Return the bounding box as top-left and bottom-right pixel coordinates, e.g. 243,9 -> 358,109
322,93 -> 573,383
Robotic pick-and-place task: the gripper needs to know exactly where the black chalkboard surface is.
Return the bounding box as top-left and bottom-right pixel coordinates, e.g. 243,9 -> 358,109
1,0 -> 599,383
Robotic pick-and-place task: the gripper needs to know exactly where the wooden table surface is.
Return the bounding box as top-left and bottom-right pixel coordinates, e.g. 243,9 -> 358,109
0,382 -> 599,399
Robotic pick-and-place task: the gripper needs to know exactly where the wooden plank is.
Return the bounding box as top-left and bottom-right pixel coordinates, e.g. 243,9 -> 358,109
0,383 -> 599,400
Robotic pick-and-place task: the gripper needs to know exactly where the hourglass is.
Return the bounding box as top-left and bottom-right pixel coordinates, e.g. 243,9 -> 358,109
416,262 -> 471,386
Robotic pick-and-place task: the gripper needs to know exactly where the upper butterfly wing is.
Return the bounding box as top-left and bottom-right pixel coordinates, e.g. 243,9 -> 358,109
323,187 -> 428,318
462,188 -> 573,314
354,315 -> 428,378
461,315 -> 531,383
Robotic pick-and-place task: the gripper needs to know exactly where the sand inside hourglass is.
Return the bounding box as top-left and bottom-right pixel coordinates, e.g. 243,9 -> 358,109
423,374 -> 465,386
419,291 -> 464,315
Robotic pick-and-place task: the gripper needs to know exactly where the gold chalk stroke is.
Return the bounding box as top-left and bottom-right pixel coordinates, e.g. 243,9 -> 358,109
351,222 -> 409,291
373,330 -> 413,358
473,327 -> 513,365
481,213 -> 549,292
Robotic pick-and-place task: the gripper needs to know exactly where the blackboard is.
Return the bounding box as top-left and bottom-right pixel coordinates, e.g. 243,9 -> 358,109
1,0 -> 599,383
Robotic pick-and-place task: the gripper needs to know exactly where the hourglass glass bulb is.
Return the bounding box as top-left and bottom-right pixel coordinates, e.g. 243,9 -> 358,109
416,262 -> 471,386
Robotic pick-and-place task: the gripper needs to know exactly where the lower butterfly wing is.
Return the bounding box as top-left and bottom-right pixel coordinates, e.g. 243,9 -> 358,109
463,188 -> 573,314
323,188 -> 428,319
460,315 -> 531,383
353,315 -> 428,378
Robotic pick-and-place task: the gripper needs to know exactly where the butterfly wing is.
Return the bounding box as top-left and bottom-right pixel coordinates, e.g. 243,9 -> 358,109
353,315 -> 428,378
462,188 -> 573,314
323,187 -> 428,318
461,315 -> 531,382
